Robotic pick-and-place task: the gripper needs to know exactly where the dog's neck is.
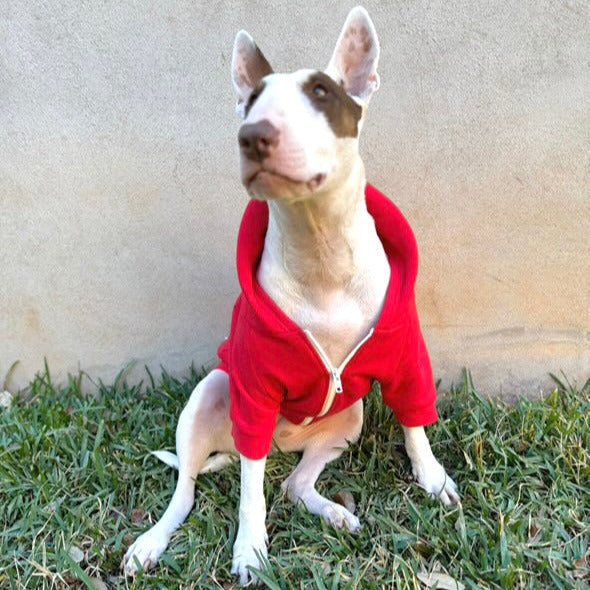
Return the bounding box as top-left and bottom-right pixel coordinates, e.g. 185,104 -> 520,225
257,158 -> 390,363
261,162 -> 370,291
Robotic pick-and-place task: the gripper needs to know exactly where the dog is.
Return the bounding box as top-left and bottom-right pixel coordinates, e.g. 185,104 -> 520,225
123,6 -> 459,585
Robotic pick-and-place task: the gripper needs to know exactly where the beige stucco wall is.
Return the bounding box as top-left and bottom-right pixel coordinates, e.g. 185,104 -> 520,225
1,1 -> 588,396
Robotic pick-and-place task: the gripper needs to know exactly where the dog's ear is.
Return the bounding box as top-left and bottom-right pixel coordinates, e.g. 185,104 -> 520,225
325,6 -> 380,104
231,30 -> 273,118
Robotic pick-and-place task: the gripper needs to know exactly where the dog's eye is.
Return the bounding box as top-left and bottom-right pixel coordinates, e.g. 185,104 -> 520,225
313,84 -> 328,97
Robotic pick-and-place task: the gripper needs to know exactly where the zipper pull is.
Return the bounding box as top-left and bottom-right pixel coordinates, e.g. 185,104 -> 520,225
331,368 -> 343,394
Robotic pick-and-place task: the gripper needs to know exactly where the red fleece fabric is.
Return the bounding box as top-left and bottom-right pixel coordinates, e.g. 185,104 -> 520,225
217,184 -> 438,460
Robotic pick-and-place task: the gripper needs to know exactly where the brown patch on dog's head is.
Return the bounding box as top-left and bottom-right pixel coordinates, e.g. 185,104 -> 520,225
302,71 -> 362,138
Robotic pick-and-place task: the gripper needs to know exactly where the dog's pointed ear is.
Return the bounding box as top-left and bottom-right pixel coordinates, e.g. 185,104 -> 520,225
231,30 -> 273,118
325,6 -> 380,104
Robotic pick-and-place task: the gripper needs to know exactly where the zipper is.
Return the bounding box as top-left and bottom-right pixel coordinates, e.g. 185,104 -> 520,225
303,328 -> 374,421
330,368 -> 343,394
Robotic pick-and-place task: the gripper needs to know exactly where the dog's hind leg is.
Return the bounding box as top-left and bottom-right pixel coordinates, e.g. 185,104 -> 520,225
279,400 -> 363,532
123,369 -> 235,575
282,445 -> 362,532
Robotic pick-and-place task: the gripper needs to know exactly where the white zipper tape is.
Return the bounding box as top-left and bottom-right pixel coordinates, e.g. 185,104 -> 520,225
302,328 -> 374,422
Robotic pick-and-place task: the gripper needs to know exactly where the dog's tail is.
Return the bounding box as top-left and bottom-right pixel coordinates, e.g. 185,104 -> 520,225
150,450 -> 180,469
150,450 -> 236,474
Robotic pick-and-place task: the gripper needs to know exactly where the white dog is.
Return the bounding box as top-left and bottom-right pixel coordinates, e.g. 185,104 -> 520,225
124,6 -> 459,585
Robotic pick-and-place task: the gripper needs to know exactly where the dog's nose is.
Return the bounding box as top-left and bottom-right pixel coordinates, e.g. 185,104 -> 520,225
238,120 -> 279,162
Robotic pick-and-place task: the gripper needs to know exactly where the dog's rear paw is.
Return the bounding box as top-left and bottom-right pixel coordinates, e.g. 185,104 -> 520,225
413,459 -> 460,507
123,529 -> 170,576
322,502 -> 361,532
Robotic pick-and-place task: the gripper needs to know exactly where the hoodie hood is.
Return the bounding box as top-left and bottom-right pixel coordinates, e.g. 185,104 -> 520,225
235,183 -> 419,335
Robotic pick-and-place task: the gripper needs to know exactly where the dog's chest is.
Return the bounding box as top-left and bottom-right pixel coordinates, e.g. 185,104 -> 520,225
259,248 -> 390,367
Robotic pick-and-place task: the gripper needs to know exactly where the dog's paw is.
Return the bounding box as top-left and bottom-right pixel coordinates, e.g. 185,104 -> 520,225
123,528 -> 170,576
321,502 -> 361,532
411,457 -> 460,507
231,523 -> 268,586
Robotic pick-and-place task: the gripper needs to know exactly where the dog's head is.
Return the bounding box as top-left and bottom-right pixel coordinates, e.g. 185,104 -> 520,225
231,6 -> 380,203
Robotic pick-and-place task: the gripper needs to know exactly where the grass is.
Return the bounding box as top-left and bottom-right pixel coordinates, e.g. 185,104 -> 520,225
0,365 -> 588,589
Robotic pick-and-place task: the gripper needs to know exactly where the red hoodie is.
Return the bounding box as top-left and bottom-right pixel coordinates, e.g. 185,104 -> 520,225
218,184 -> 438,460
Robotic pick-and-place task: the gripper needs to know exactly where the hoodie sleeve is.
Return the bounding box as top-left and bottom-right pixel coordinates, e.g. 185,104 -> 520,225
229,366 -> 282,460
381,297 -> 439,427
219,295 -> 283,460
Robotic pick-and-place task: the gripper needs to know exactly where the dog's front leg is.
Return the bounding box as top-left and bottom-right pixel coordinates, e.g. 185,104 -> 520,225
403,426 -> 460,506
231,455 -> 268,586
